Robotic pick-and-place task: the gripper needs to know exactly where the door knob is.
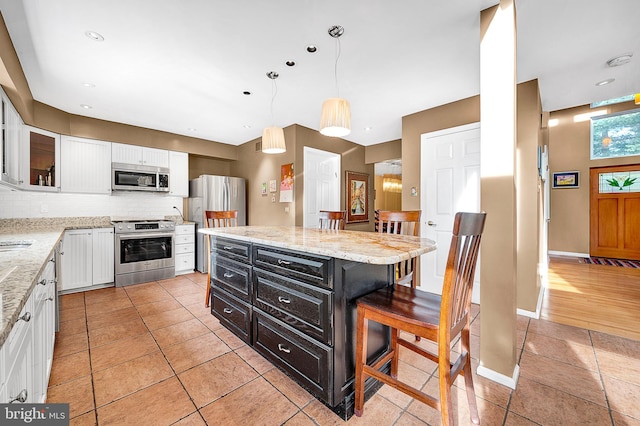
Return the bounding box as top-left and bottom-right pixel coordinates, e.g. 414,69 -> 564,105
427,221 -> 437,227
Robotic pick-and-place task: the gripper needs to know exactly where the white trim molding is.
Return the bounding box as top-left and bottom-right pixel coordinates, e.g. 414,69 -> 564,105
477,363 -> 520,390
548,250 -> 589,258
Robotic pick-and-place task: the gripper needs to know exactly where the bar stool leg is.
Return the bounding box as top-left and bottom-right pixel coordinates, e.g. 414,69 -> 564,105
354,305 -> 369,417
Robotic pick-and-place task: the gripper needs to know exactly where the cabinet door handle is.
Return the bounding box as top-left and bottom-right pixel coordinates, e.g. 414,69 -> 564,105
277,259 -> 291,265
223,272 -> 234,278
9,389 -> 28,403
46,297 -> 54,302
278,296 -> 291,304
223,308 -> 233,314
38,279 -> 47,286
19,312 -> 32,322
277,343 -> 291,354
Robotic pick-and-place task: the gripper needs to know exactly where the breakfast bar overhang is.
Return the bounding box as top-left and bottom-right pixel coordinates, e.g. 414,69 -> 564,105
199,226 -> 436,419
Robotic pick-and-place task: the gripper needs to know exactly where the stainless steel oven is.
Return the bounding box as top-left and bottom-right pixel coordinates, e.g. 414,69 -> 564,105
113,220 -> 175,287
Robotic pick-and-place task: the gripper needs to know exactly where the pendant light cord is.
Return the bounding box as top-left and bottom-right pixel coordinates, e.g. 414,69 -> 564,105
270,78 -> 278,124
334,37 -> 341,97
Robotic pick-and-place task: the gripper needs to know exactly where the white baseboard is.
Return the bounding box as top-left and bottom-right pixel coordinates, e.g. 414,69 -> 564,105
548,250 -> 589,258
477,363 -> 520,389
516,283 -> 545,319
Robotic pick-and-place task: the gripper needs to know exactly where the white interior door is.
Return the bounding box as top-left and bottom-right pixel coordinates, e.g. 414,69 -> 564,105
420,123 -> 481,303
303,147 -> 341,228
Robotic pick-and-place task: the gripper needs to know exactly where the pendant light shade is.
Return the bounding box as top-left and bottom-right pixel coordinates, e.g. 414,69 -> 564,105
320,25 -> 351,138
262,126 -> 286,154
320,97 -> 351,137
262,71 -> 286,154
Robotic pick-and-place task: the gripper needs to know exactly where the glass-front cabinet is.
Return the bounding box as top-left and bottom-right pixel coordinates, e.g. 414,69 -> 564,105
22,126 -> 60,191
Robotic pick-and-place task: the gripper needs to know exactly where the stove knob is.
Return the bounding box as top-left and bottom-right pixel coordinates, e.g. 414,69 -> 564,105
160,224 -> 165,228
127,225 -> 132,229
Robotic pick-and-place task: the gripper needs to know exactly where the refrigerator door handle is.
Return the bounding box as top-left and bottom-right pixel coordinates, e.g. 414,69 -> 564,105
223,180 -> 229,211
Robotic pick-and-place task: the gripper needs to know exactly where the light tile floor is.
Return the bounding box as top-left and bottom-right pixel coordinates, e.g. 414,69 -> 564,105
48,273 -> 640,425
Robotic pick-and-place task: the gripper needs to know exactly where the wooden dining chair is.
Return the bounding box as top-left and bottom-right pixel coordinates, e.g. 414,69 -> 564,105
354,212 -> 487,426
318,210 -> 346,230
204,210 -> 238,307
377,210 -> 421,288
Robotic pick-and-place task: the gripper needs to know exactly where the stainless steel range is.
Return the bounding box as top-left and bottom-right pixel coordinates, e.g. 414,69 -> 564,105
113,219 -> 175,287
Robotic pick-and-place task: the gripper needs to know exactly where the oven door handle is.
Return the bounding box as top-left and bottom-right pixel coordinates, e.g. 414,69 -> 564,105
116,232 -> 175,240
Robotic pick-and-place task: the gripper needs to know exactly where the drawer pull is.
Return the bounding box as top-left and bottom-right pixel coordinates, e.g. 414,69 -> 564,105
223,272 -> 234,278
278,343 -> 291,354
9,389 -> 28,403
46,297 -> 55,302
19,312 -> 32,322
223,308 -> 233,314
278,296 -> 291,304
223,246 -> 234,250
277,259 -> 291,265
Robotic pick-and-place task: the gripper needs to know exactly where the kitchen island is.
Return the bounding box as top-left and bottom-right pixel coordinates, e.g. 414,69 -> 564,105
199,226 -> 436,419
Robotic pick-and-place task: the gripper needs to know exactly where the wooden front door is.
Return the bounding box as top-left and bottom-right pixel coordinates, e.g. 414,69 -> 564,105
590,165 -> 640,260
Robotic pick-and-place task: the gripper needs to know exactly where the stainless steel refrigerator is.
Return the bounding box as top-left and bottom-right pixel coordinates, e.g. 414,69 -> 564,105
188,175 -> 246,273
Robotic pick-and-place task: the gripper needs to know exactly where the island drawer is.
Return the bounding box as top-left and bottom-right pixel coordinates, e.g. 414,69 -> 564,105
253,269 -> 332,345
212,289 -> 252,344
212,257 -> 252,302
253,309 -> 332,404
253,245 -> 332,288
213,237 -> 251,262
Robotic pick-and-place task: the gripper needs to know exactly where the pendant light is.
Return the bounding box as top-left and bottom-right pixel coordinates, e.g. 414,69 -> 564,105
262,71 -> 286,154
320,25 -> 351,137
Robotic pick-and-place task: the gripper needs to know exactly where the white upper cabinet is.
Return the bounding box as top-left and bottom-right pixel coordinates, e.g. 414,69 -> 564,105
21,126 -> 61,192
60,136 -> 111,194
112,143 -> 169,168
0,91 -> 23,187
169,151 -> 189,197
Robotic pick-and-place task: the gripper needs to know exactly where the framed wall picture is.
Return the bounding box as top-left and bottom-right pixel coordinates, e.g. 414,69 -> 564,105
552,171 -> 579,188
269,179 -> 277,193
346,171 -> 369,223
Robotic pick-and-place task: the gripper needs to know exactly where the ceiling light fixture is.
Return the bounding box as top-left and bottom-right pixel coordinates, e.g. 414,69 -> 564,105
595,78 -> 615,86
80,104 -> 92,109
306,45 -> 317,53
319,25 -> 351,138
606,54 -> 633,67
261,71 -> 286,154
84,31 -> 104,41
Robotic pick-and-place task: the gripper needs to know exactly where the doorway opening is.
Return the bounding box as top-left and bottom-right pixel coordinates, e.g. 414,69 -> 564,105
303,147 -> 341,228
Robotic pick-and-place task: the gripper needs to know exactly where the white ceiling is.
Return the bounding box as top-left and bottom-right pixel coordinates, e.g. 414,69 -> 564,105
0,0 -> 638,147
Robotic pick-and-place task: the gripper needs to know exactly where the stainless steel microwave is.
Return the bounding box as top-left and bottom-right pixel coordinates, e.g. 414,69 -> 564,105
111,162 -> 170,192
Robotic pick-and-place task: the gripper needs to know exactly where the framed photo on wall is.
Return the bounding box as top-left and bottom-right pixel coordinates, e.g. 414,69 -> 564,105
552,171 -> 579,188
346,171 -> 369,223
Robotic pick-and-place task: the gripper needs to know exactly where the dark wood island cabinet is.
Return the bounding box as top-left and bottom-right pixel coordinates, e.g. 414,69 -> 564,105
200,226 -> 436,419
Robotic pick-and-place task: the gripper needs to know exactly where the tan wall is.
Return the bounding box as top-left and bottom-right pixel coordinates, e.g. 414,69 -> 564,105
548,100 -> 640,253
401,96 -> 481,209
365,139 -> 401,164
374,175 -> 402,211
188,155 -> 233,180
516,79 -> 542,311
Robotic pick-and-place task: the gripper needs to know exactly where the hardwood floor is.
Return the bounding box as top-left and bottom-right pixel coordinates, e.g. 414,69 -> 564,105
543,256 -> 640,341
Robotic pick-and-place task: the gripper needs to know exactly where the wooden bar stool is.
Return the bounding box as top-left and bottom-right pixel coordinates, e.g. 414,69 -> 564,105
204,210 -> 238,307
354,212 -> 486,425
318,210 -> 346,230
377,210 -> 421,288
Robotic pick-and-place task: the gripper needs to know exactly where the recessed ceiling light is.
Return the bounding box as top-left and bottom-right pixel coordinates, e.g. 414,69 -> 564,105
595,78 -> 615,86
306,45 -> 317,53
80,104 -> 92,109
243,125 -> 251,129
606,54 -> 632,67
364,127 -> 373,131
243,91 -> 252,95
187,128 -> 197,132
285,60 -> 296,67
84,31 -> 104,42
81,82 -> 95,88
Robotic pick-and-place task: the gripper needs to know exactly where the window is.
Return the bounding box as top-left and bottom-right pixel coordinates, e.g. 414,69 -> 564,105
591,108 -> 640,160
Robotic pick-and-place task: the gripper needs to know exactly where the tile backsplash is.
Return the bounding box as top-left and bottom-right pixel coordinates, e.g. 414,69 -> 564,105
0,189 -> 184,219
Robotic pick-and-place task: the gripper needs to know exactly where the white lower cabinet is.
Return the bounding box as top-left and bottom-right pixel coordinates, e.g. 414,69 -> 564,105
61,227 -> 114,292
175,223 -> 195,275
1,251 -> 56,404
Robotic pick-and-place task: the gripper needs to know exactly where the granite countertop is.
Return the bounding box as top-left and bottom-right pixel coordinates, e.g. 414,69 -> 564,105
0,216 -> 113,348
199,226 -> 437,265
